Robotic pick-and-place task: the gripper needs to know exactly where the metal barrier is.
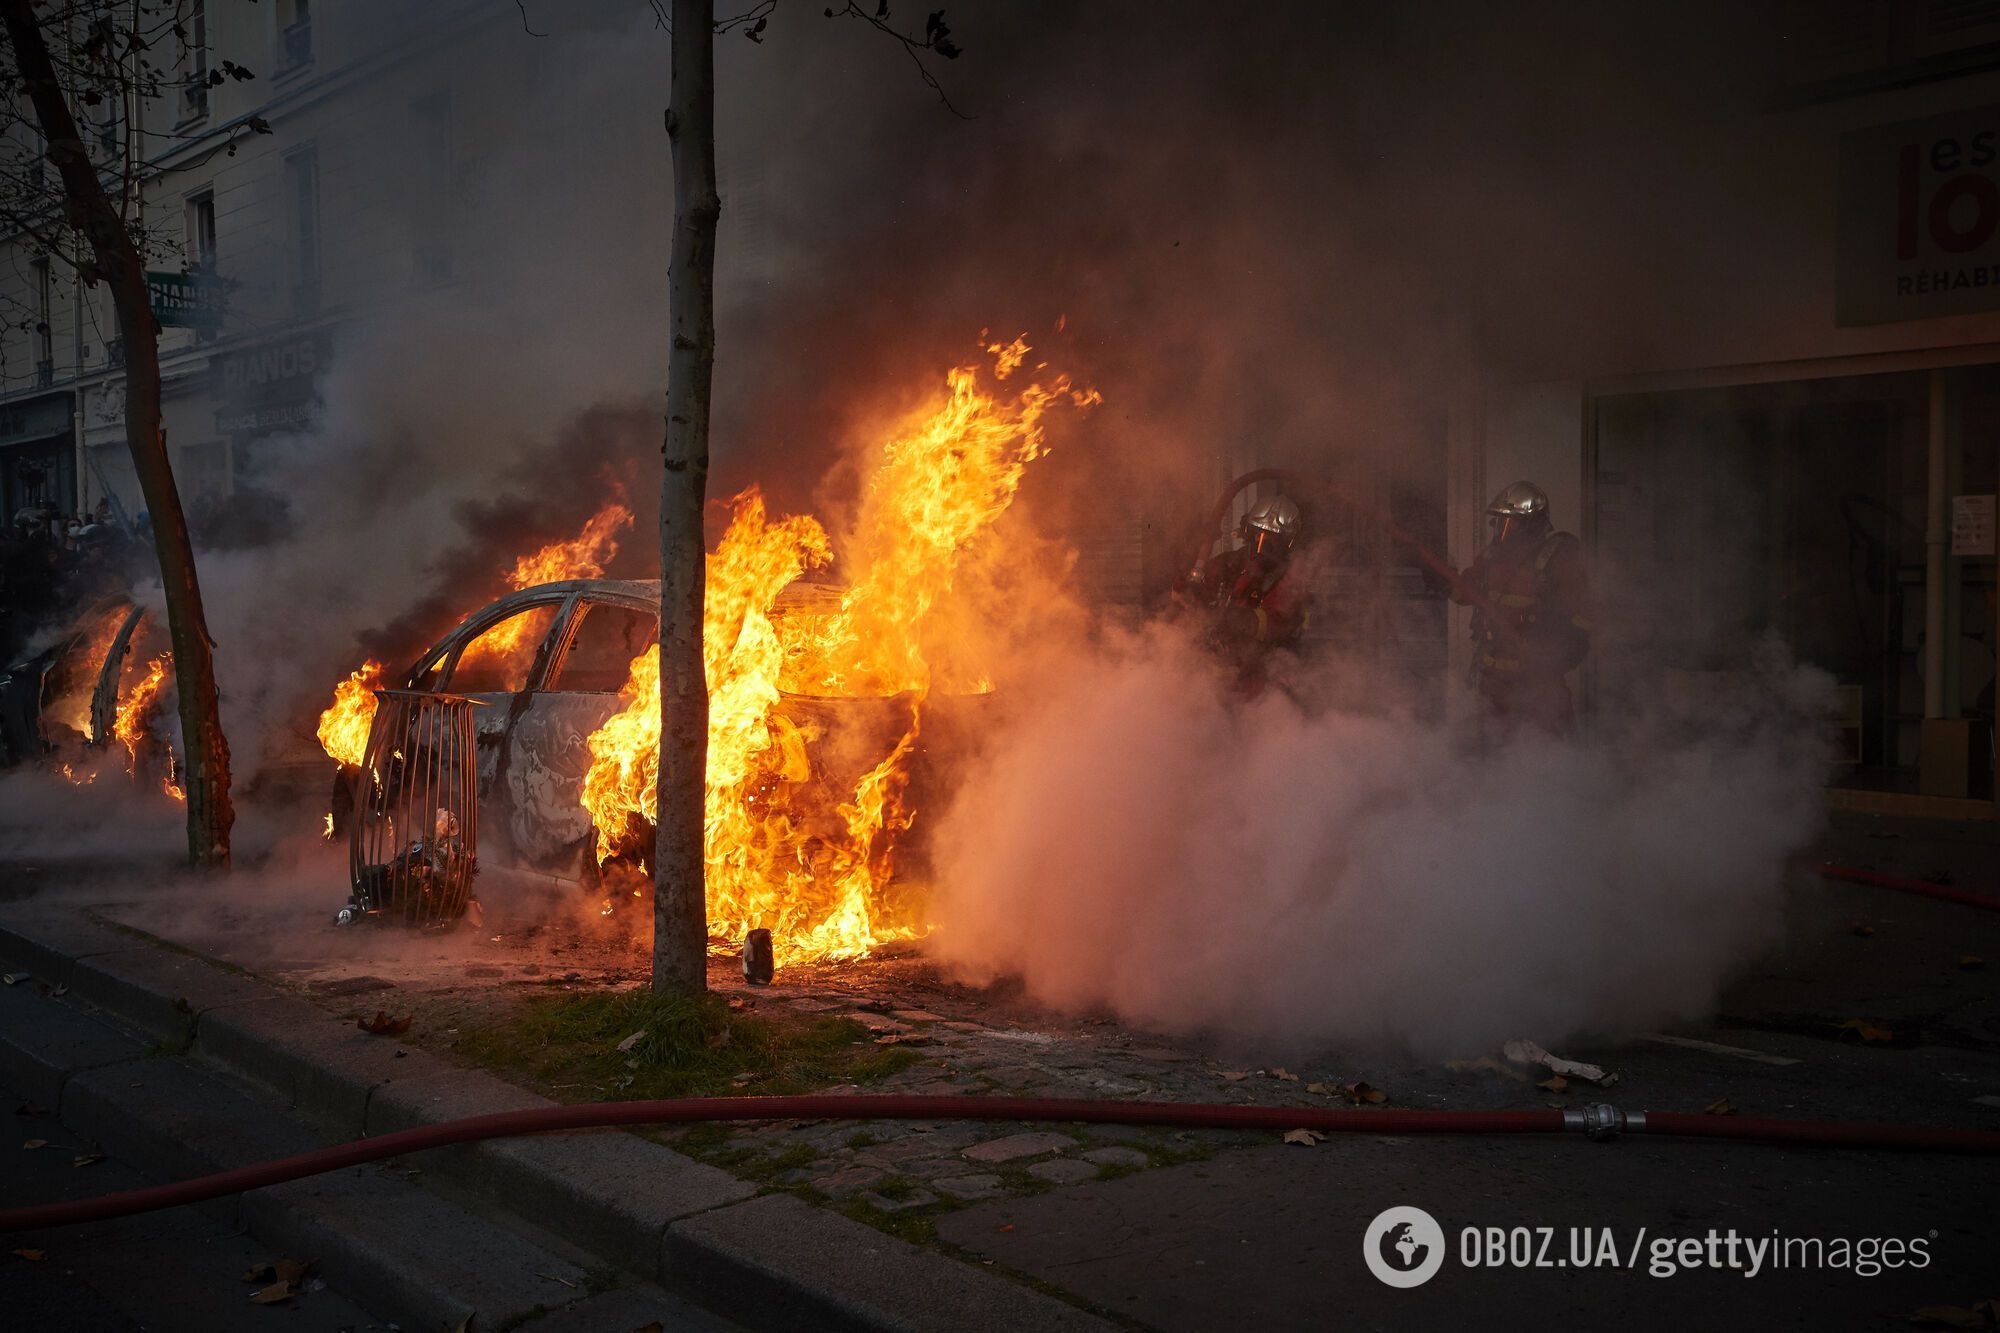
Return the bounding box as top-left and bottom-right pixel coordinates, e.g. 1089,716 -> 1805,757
341,690 -> 481,927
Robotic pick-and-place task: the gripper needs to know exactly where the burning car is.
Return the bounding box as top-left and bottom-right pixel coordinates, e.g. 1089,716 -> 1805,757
321,336 -> 1094,959
326,573 -> 980,909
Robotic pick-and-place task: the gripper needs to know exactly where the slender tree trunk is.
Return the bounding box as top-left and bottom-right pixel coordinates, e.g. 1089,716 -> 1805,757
1,1 -> 233,867
654,0 -> 718,994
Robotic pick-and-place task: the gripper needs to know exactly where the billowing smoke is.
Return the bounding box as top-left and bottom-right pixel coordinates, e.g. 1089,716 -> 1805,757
925,624 -> 1831,1058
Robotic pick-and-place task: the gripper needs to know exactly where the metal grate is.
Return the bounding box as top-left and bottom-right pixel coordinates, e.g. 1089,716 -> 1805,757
342,690 -> 481,928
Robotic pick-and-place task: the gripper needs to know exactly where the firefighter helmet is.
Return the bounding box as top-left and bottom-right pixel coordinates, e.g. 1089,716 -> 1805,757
1243,494 -> 1301,558
1485,481 -> 1550,543
1485,481 -> 1549,519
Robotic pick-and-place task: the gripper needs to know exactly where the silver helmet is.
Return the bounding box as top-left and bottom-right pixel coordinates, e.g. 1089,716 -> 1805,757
1488,480 -> 1544,516
1485,481 -> 1548,520
1243,494 -> 1301,558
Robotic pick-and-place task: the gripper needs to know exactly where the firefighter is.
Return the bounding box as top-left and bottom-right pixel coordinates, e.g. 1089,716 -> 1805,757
1186,493 -> 1312,684
1451,481 -> 1591,735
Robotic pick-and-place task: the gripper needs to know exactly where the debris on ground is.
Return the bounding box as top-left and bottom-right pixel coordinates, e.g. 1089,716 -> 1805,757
1501,1039 -> 1617,1085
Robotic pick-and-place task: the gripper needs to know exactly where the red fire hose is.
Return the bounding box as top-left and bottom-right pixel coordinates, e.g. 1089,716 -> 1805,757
4,1094 -> 1996,1233
1817,863 -> 2000,913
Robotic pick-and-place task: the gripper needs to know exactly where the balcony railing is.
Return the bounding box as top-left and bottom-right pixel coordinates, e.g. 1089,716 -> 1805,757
179,81 -> 209,122
34,359 -> 54,389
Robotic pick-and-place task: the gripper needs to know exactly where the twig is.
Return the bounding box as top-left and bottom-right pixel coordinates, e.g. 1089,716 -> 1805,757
824,1 -> 969,119
513,0 -> 546,37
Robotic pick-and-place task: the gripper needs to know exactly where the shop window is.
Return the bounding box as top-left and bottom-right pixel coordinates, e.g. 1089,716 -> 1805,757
550,603 -> 657,693
449,604 -> 560,694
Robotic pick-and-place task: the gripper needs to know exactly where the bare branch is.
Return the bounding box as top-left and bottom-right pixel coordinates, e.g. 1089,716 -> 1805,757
514,0 -> 547,37
823,2 -> 968,119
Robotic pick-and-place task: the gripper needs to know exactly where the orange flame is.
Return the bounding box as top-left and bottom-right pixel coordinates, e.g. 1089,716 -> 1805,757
46,606 -> 126,741
459,502 -> 634,678
317,659 -> 385,768
113,654 -> 171,776
583,337 -> 1095,963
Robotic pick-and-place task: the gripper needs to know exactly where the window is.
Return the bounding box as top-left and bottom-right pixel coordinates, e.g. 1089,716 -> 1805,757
185,191 -> 216,272
449,605 -> 561,694
31,255 -> 52,385
550,603 -> 657,692
180,0 -> 209,121
411,91 -> 453,281
285,146 -> 320,314
279,0 -> 314,71
95,93 -> 121,161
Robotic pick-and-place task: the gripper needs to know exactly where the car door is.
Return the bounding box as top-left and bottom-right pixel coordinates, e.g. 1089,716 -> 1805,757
510,596 -> 660,872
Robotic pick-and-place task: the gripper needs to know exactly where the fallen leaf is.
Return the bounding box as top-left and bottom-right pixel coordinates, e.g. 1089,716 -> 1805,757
1443,1055 -> 1533,1082
357,1011 -> 411,1037
11,1248 -> 45,1261
1907,1301 -> 2000,1330
21,1139 -> 47,1150
998,1223 -> 1015,1233
704,1027 -> 732,1050
1850,922 -> 1876,937
1341,1082 -> 1388,1105
615,1029 -> 648,1053
241,1262 -> 275,1284
1705,1097 -> 1737,1116
1282,1128 -> 1325,1146
273,1258 -> 314,1285
72,1153 -> 104,1168
727,996 -> 753,1010
450,1316 -> 471,1333
249,1280 -> 294,1305
1305,1082 -> 1333,1095
730,1072 -> 759,1087
1537,1075 -> 1569,1093
1217,1070 -> 1253,1082
1836,1018 -> 1894,1044
1268,1067 -> 1299,1082
1961,955 -> 1986,970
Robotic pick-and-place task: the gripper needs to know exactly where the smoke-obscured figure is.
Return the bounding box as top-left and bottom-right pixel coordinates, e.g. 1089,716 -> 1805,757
1451,481 -> 1591,736
1183,494 -> 1311,692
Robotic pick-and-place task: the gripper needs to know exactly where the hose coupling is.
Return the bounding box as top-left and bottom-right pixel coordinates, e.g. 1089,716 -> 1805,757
1564,1104 -> 1644,1140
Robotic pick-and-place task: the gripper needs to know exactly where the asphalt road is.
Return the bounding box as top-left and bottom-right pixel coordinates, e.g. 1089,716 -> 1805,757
0,1073 -> 391,1333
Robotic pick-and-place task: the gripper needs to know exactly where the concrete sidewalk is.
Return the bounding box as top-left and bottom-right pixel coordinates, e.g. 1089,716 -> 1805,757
0,903 -> 1117,1333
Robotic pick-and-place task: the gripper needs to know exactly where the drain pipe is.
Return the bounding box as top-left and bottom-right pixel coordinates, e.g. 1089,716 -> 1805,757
3,1094 -> 1997,1233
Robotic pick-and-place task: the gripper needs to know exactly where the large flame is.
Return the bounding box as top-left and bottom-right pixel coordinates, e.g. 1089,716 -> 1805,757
317,659 -> 385,767
458,501 -> 634,678
583,338 -> 1096,962
113,652 -> 182,800
45,606 -> 126,741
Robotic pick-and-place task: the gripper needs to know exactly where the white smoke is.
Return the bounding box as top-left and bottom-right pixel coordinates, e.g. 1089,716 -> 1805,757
927,623 -> 1831,1058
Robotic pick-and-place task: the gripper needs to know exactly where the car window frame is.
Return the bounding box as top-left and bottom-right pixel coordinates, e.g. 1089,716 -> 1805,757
543,594 -> 660,695
434,590 -> 576,696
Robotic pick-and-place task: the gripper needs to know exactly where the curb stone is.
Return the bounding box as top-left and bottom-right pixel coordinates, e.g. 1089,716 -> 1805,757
0,905 -> 1119,1332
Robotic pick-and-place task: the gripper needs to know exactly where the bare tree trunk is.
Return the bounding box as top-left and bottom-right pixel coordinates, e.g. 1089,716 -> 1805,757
1,0 -> 233,867
654,0 -> 718,994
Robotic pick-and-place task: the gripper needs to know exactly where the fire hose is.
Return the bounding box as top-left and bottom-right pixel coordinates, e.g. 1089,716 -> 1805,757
1817,862 -> 2000,913
4,1094 -> 1997,1233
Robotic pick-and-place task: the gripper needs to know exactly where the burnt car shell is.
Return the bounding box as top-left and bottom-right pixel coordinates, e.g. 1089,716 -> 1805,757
338,578 -> 986,884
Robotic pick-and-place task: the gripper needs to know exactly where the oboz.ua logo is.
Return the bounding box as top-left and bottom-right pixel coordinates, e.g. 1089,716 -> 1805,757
1363,1206 -> 1446,1288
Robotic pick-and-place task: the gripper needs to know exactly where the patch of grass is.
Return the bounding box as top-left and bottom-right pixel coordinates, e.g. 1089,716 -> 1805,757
841,1196 -> 939,1246
452,989 -> 918,1101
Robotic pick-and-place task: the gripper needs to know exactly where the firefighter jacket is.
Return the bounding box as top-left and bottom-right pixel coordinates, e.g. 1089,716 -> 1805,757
1454,528 -> 1592,713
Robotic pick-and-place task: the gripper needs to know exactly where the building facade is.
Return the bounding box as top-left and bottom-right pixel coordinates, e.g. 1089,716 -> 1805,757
0,0 -> 515,532
1461,6 -> 2000,815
